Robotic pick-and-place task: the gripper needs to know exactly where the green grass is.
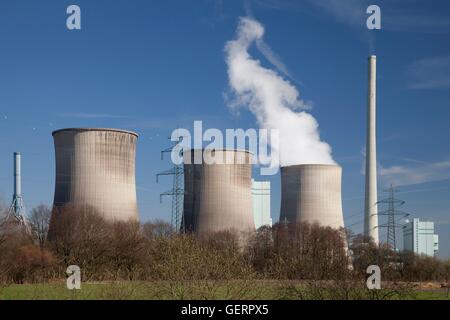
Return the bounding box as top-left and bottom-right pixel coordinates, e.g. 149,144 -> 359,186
413,290 -> 450,300
0,282 -> 157,300
0,282 -> 449,300
0,281 -> 275,300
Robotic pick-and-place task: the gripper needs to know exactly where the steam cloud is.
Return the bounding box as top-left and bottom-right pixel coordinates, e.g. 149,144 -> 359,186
225,17 -> 335,166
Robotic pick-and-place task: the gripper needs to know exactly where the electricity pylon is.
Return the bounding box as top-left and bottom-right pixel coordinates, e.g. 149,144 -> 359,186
377,185 -> 409,250
156,135 -> 184,233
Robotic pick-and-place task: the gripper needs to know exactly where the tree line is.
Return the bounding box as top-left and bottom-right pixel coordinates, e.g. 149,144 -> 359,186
1,203 -> 449,299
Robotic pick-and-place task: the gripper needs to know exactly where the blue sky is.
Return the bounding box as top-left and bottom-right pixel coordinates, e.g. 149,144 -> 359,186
0,0 -> 449,257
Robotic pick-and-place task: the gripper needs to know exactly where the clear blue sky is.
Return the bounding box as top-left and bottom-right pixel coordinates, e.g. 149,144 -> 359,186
0,0 -> 449,257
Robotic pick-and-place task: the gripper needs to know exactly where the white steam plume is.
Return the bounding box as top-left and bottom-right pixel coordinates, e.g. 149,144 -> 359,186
224,17 -> 335,166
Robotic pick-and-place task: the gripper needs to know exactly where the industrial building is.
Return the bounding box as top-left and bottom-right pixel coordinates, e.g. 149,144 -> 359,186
279,164 -> 345,230
183,149 -> 255,234
51,128 -> 139,222
403,218 -> 439,257
251,179 -> 272,229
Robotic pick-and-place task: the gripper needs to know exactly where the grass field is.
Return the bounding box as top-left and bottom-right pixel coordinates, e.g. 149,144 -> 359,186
1,282 -> 449,300
0,281 -> 276,300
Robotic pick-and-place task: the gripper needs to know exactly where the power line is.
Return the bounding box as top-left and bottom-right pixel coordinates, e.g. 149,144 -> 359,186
345,210 -> 365,221
346,218 -> 365,228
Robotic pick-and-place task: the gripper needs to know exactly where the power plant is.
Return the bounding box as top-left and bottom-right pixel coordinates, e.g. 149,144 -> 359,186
1,57 -> 384,247
183,149 -> 254,234
364,55 -> 379,245
51,128 -> 139,222
5,56 -> 376,240
1,9 -> 447,297
279,164 -> 345,230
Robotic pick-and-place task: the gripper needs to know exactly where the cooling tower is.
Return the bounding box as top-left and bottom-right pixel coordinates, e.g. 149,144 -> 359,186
279,164 -> 345,230
52,128 -> 139,221
183,149 -> 254,234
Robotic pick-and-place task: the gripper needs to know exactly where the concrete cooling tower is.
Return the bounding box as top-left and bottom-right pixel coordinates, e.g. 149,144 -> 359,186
52,128 -> 139,222
183,149 -> 254,234
279,164 -> 345,230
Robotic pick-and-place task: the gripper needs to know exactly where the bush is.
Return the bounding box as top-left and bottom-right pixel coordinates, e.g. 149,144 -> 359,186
246,222 -> 349,280
0,220 -> 56,284
2,202 -> 450,297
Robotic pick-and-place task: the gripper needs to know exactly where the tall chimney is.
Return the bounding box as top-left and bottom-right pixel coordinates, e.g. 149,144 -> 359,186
364,55 -> 379,244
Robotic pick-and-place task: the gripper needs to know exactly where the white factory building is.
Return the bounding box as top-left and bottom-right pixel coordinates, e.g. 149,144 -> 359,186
251,179 -> 272,230
403,218 -> 439,257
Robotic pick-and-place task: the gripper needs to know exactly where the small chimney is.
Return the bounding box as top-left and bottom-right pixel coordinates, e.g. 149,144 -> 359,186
13,152 -> 22,213
5,152 -> 27,225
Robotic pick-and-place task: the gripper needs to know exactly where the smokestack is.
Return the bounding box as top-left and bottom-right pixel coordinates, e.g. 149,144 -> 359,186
364,55 -> 379,244
13,152 -> 22,214
14,152 -> 21,197
6,152 -> 27,226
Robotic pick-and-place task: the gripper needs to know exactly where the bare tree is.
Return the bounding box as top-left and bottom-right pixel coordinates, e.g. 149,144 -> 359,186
29,204 -> 52,249
0,200 -> 7,248
142,220 -> 173,239
107,220 -> 146,280
47,204 -> 111,279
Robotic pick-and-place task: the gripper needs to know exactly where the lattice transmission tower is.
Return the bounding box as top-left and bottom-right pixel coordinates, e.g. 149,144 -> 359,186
156,135 -> 184,233
377,185 -> 409,250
